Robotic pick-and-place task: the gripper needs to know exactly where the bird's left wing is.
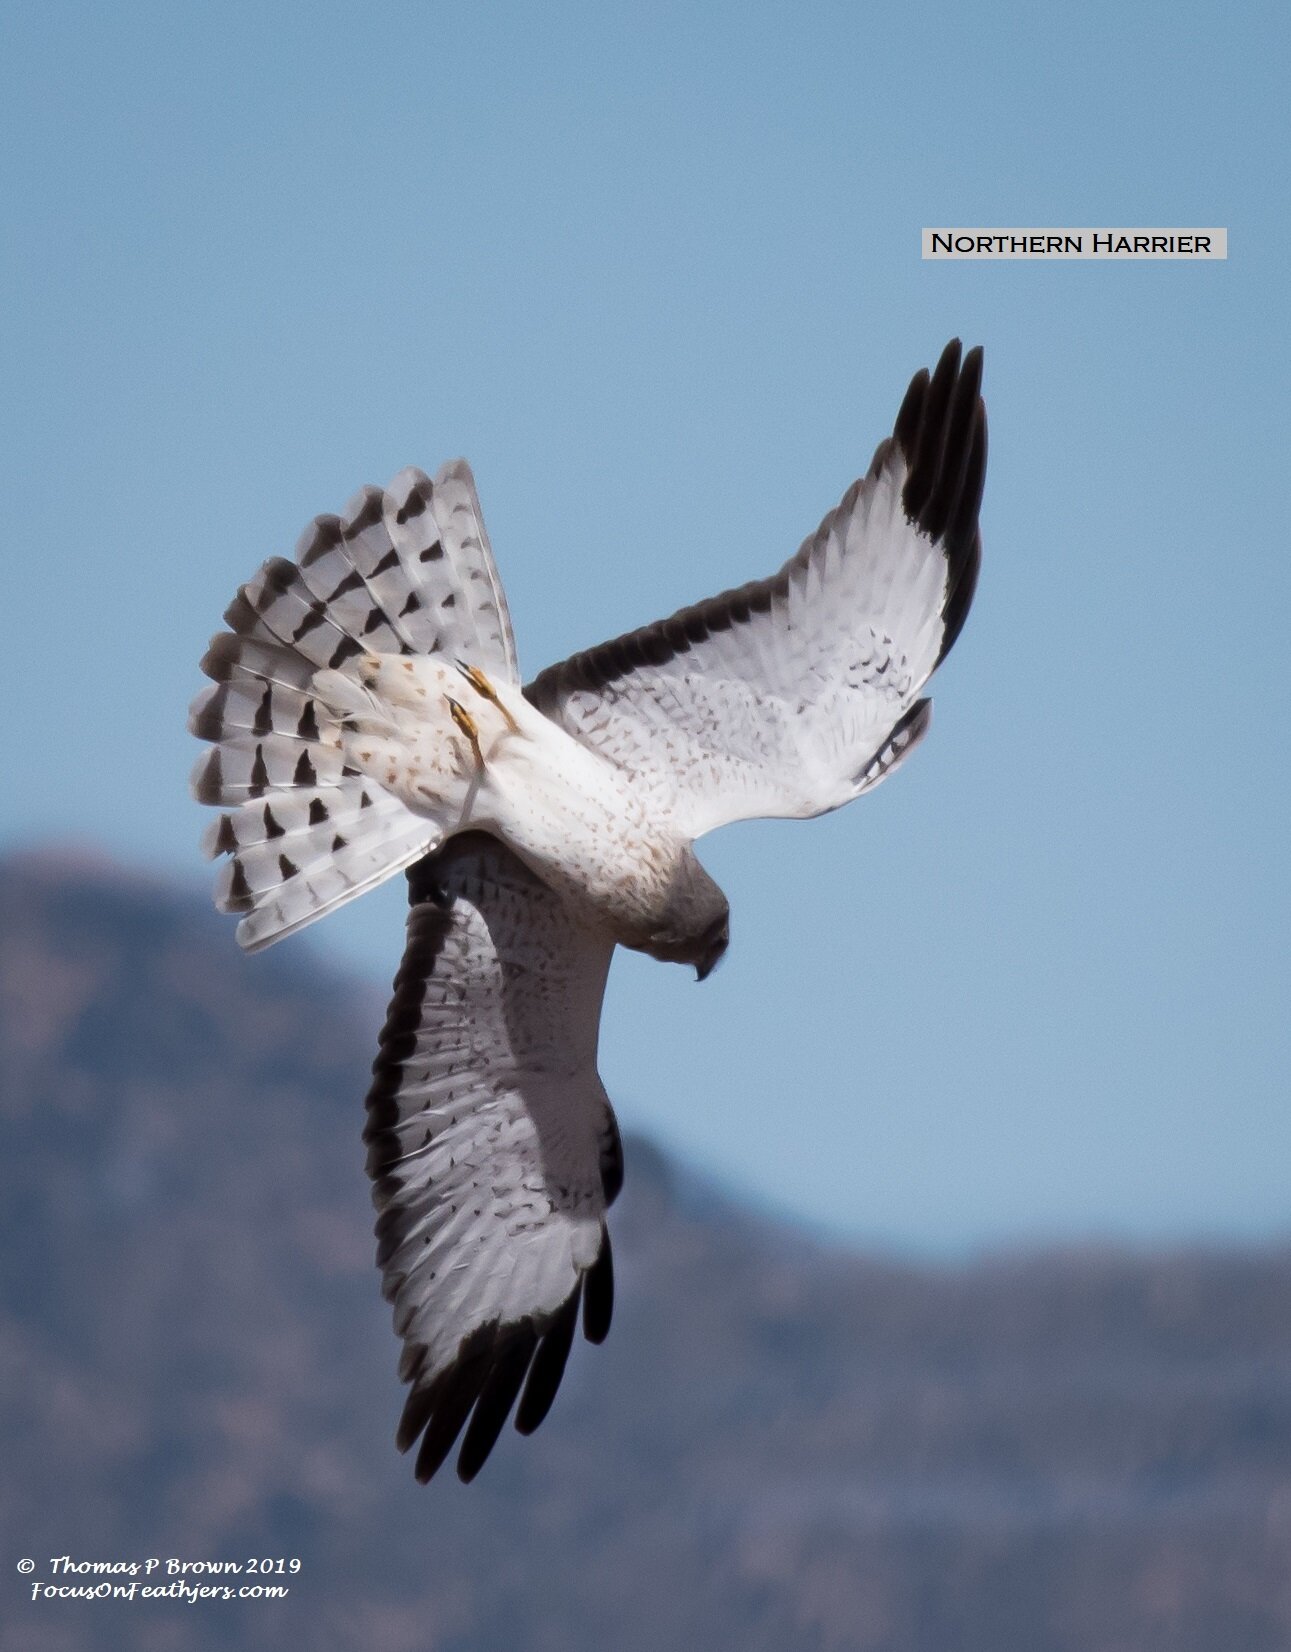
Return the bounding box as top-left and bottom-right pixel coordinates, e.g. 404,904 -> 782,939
526,341 -> 985,840
365,834 -> 620,1483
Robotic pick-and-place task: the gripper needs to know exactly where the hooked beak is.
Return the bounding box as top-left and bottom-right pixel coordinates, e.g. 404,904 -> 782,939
694,919 -> 729,983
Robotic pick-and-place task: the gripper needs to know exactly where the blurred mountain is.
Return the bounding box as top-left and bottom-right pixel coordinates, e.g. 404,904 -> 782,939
1,849 -> 1288,1652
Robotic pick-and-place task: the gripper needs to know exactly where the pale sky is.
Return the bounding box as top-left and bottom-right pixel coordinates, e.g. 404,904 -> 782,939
3,0 -> 1287,1252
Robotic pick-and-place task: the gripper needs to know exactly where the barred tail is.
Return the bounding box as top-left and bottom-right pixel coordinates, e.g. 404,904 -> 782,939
189,462 -> 518,951
189,636 -> 437,950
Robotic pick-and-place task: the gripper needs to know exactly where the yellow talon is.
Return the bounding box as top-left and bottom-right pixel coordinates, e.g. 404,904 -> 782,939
456,660 -> 520,732
446,695 -> 483,766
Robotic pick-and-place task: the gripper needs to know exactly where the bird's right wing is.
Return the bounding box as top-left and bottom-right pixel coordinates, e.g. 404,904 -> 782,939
526,341 -> 985,840
365,834 -> 621,1483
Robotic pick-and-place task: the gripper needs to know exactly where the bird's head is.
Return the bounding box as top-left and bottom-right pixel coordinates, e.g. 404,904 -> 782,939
636,849 -> 730,980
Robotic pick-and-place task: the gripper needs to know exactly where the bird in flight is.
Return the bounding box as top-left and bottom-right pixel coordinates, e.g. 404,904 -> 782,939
190,340 -> 986,1482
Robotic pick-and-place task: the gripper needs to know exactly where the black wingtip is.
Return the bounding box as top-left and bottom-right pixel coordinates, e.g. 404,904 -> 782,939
514,1289 -> 580,1436
396,1271 -> 611,1484
891,340 -> 986,667
900,340 -> 961,519
893,366 -> 931,456
409,1326 -> 496,1483
582,1229 -> 614,1345
455,1323 -> 539,1483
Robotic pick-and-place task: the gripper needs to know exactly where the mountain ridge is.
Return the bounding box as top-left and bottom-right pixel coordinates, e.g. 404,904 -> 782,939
1,851 -> 1288,1652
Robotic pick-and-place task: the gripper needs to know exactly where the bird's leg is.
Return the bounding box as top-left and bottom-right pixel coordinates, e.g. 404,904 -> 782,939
446,696 -> 484,768
456,660 -> 520,732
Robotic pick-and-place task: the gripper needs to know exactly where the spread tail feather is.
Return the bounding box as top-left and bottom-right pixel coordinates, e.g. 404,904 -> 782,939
189,640 -> 439,950
190,461 -> 516,950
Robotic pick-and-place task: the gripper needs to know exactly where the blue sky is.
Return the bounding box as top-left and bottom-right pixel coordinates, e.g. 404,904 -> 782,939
3,0 -> 1287,1253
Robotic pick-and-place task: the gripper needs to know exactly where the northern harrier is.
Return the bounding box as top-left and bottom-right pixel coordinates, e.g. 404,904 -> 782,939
190,340 -> 986,1481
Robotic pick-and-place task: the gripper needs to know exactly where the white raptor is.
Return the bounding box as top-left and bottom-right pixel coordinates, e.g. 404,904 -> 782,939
190,340 -> 987,1482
